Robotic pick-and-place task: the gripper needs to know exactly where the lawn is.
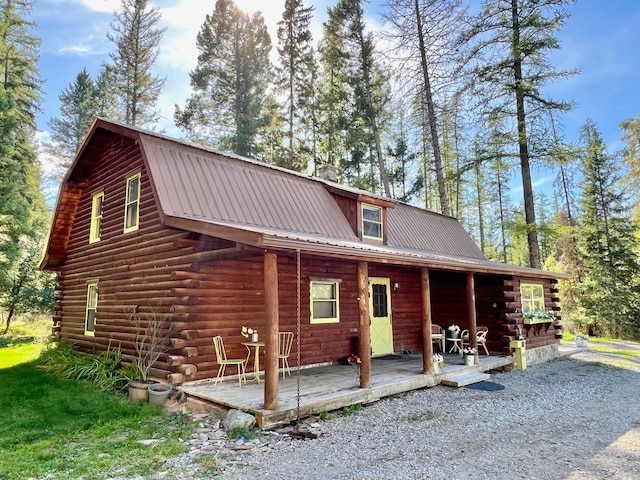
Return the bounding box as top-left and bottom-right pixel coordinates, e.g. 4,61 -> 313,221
0,343 -> 195,480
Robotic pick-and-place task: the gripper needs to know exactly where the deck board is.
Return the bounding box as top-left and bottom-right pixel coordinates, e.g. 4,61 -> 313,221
178,353 -> 513,428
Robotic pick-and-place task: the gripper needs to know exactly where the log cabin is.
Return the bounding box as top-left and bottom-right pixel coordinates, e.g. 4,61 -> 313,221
40,118 -> 565,409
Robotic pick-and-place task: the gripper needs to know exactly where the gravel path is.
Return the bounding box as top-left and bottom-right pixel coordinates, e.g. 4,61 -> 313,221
212,345 -> 640,480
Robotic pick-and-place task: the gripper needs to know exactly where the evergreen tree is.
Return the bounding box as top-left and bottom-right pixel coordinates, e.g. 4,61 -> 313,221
0,0 -> 48,312
619,114 -> 640,223
175,0 -> 272,158
573,119 -> 640,338
45,68 -> 99,179
107,0 -> 166,127
275,0 -> 316,172
318,0 -> 391,195
464,0 -> 576,268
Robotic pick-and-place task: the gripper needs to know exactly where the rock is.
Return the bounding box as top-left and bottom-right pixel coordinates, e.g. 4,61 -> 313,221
222,409 -> 256,431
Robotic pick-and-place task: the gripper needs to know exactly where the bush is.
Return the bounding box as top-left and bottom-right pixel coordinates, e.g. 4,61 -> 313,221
39,341 -> 129,392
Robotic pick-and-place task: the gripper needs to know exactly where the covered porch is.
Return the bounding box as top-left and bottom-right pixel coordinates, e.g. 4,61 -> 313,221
179,352 -> 513,429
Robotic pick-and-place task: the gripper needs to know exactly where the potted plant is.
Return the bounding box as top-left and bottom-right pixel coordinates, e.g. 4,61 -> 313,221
433,353 -> 444,374
523,310 -> 556,325
448,324 -> 460,339
242,325 -> 259,342
462,347 -> 476,366
125,305 -> 171,403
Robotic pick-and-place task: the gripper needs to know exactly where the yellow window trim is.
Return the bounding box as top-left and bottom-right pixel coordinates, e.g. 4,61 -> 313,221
85,283 -> 98,336
520,282 -> 545,314
123,172 -> 141,233
310,279 -> 340,324
89,191 -> 104,244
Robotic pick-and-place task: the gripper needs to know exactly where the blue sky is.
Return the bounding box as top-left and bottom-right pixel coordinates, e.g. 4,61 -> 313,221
33,0 -> 640,188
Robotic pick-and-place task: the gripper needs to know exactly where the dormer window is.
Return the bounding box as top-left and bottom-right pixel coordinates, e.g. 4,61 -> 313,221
362,203 -> 383,240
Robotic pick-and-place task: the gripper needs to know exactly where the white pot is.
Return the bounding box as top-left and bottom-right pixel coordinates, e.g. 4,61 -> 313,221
464,355 -> 475,366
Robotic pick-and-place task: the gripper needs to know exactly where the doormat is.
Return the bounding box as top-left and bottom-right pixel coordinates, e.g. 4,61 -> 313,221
464,381 -> 505,391
376,355 -> 413,362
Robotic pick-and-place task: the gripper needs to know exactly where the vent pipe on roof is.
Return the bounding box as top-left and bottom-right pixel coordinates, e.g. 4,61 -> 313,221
318,164 -> 338,182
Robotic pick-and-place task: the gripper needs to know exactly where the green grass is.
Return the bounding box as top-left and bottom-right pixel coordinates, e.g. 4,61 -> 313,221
0,350 -> 196,479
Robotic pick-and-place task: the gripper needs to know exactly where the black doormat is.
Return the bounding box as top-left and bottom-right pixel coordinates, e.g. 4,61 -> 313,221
464,381 -> 505,391
376,354 -> 413,361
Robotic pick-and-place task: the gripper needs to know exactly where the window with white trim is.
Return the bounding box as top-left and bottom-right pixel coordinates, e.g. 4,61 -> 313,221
124,173 -> 140,233
85,283 -> 98,336
310,280 -> 340,324
89,191 -> 104,243
520,282 -> 544,313
362,203 -> 382,240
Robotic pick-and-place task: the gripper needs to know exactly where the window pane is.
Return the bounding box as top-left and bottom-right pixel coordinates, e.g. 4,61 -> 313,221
125,204 -> 138,228
363,221 -> 382,238
372,283 -> 387,317
313,300 -> 336,319
127,176 -> 139,202
363,206 -> 381,222
312,283 -> 335,300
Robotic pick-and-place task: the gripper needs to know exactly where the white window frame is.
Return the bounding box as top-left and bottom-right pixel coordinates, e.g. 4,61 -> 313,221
89,191 -> 104,244
310,279 -> 340,324
123,172 -> 141,233
85,283 -> 98,336
361,203 -> 383,240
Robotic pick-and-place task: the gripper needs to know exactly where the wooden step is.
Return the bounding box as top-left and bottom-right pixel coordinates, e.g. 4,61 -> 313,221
441,372 -> 491,388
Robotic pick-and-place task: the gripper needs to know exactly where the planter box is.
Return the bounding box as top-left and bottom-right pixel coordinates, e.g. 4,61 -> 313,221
523,317 -> 553,325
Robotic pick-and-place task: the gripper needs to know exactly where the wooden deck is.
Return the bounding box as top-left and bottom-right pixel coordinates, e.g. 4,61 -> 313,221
178,353 -> 514,429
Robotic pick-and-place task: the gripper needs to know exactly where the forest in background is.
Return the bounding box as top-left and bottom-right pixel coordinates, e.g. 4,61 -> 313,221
1,0 -> 639,338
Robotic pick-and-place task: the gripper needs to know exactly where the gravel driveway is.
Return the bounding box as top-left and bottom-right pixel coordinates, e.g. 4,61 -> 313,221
213,344 -> 640,479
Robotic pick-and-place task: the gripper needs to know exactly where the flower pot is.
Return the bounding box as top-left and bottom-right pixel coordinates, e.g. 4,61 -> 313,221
450,331 -> 458,339
464,355 -> 474,366
251,332 -> 259,342
434,362 -> 444,375
148,383 -> 172,405
128,380 -> 151,403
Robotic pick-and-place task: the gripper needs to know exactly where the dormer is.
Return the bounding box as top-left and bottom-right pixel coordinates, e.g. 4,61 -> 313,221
324,184 -> 395,244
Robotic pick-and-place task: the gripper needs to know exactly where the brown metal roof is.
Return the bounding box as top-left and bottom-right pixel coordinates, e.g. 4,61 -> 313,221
42,118 -> 566,279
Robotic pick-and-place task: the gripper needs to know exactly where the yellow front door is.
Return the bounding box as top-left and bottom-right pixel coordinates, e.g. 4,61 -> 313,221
369,277 -> 394,356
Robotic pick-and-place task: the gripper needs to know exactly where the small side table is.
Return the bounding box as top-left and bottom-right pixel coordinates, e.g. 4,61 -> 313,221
242,341 -> 265,383
448,337 -> 462,354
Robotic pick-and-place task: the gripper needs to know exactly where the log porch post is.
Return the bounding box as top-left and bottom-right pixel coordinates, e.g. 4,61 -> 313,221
466,272 -> 478,364
421,268 -> 434,374
357,262 -> 371,388
264,252 -> 279,409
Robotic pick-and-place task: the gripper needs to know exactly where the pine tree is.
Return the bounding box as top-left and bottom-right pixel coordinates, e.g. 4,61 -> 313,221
318,0 -> 391,195
573,119 -> 640,337
275,0 -> 316,172
175,0 -> 272,158
45,68 -> 99,178
0,0 -> 48,322
107,0 -> 166,127
464,0 -> 576,268
619,114 -> 640,223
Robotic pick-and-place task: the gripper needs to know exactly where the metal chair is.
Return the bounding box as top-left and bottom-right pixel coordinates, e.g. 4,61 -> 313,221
212,336 -> 246,386
431,324 -> 445,352
278,331 -> 295,378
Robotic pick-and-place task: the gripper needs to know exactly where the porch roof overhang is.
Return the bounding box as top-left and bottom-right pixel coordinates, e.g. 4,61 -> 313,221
163,213 -> 569,280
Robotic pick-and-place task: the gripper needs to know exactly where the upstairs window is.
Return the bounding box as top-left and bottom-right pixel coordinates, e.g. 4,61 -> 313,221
89,191 -> 104,243
124,173 -> 140,233
362,204 -> 383,240
85,283 -> 98,336
310,279 -> 340,324
520,282 -> 544,313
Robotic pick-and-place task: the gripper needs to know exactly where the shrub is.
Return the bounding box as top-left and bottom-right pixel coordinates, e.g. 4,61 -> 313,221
39,341 -> 129,392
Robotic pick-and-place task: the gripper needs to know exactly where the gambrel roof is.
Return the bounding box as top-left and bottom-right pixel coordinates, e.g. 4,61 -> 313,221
42,118 -> 562,280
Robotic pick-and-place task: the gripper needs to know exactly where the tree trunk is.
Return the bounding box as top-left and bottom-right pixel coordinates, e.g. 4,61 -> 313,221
511,0 -> 540,268
414,0 -> 449,216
